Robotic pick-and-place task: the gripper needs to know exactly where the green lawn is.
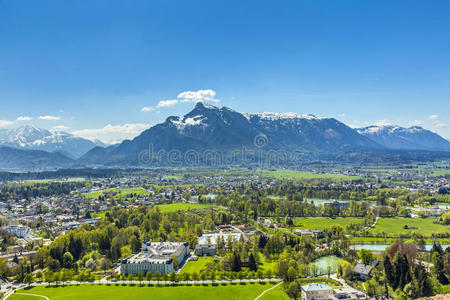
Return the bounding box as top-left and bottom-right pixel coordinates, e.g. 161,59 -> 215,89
83,188 -> 149,199
281,217 -> 365,231
258,257 -> 278,273
155,203 -> 214,213
256,169 -> 360,180
179,257 -> 215,274
9,283 -> 283,300
370,217 -> 449,237
258,283 -> 289,300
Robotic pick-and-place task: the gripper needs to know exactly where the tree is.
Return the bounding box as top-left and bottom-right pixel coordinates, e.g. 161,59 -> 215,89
432,251 -> 448,284
248,253 -> 257,272
286,281 -> 301,299
169,272 -> 176,284
359,249 -> 374,265
384,255 -> 396,289
231,252 -> 242,272
146,271 -> 152,282
99,258 -> 112,271
23,273 -> 33,286
287,267 -> 297,282
62,252 -> 73,269
171,255 -> 179,270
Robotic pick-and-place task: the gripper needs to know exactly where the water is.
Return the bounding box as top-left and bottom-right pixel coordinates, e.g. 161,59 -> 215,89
304,198 -> 377,207
309,255 -> 343,275
351,244 -> 450,252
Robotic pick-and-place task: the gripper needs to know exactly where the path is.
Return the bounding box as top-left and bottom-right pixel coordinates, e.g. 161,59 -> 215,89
7,293 -> 49,300
254,281 -> 282,300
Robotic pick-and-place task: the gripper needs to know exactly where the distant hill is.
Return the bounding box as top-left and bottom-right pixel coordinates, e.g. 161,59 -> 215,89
357,125 -> 450,151
0,125 -> 100,158
0,146 -> 74,170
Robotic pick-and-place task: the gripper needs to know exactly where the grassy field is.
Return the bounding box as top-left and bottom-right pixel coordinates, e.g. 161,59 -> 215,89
9,283 -> 285,300
259,283 -> 289,300
257,169 -> 360,180
282,217 -> 365,230
370,217 -> 449,237
24,177 -> 86,184
83,188 -> 149,199
179,257 -> 215,274
258,257 -> 278,273
155,203 -> 214,213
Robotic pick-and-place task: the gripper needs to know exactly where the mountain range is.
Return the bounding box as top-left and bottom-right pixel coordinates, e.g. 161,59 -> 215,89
0,125 -> 104,158
357,125 -> 450,151
1,103 -> 449,169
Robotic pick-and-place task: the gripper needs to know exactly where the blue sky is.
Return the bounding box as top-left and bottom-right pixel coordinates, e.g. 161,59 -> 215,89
0,0 -> 449,143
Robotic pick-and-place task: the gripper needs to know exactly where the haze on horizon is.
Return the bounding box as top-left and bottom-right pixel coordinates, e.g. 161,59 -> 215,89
0,0 -> 449,143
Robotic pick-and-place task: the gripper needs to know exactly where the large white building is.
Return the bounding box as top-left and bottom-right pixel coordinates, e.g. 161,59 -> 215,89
120,241 -> 189,275
2,225 -> 31,238
301,283 -> 334,300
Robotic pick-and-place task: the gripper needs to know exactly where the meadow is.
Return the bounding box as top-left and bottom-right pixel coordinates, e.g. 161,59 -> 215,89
256,169 -> 360,180
155,203 -> 215,213
370,217 -> 449,237
83,188 -> 149,199
179,257 -> 214,274
24,177 -> 86,184
284,217 -> 366,230
8,283 -> 286,300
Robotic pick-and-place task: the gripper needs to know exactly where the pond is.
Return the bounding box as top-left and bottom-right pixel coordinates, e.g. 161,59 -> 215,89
351,244 -> 450,252
309,255 -> 344,275
304,198 -> 377,207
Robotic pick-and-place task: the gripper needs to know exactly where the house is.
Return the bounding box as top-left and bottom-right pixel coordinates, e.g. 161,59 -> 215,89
295,229 -> 325,239
301,283 -> 334,300
353,263 -> 374,281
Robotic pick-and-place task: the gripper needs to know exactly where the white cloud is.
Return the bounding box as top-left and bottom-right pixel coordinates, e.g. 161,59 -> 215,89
0,120 -> 13,127
39,115 -> 60,121
408,120 -> 422,126
434,122 -> 450,129
177,89 -> 220,103
72,123 -> 151,144
155,89 -> 220,109
427,114 -> 439,121
53,125 -> 69,131
16,116 -> 32,121
141,106 -> 156,112
157,99 -> 179,108
374,119 -> 392,126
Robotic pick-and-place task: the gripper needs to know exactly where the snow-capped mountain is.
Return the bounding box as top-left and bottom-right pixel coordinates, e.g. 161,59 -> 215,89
357,125 -> 450,151
80,102 -> 381,165
0,125 -> 100,158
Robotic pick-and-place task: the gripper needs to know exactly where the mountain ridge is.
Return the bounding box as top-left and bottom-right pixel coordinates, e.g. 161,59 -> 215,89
357,125 -> 450,151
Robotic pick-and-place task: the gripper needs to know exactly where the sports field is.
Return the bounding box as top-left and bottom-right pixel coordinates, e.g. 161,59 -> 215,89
370,217 -> 449,237
288,217 -> 365,230
8,283 -> 286,300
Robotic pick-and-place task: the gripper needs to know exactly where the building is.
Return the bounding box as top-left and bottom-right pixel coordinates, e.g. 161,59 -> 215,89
294,229 -> 325,239
195,244 -> 217,256
120,241 -> 189,275
324,200 -> 349,210
353,263 -> 374,281
2,225 -> 31,238
301,283 -> 334,300
198,232 -> 242,246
